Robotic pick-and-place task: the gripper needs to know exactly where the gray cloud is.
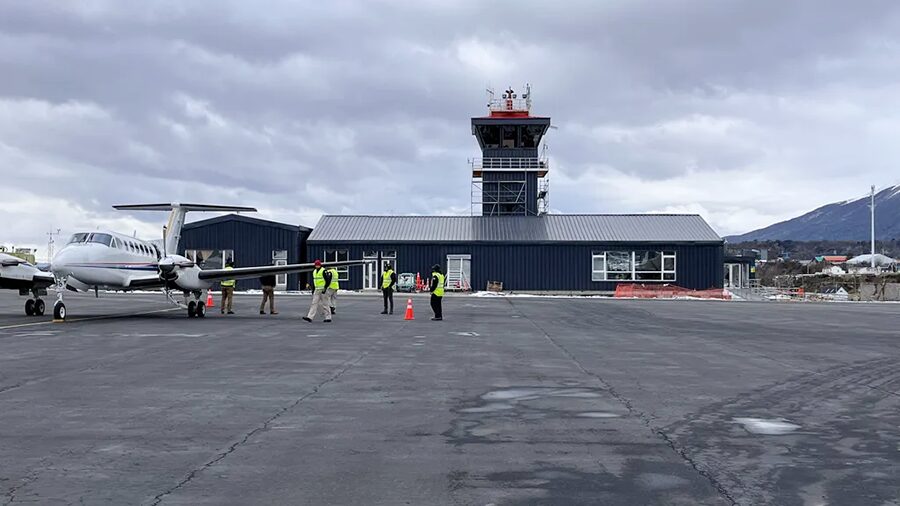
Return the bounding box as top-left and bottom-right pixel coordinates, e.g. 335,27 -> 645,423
2,0 -> 900,255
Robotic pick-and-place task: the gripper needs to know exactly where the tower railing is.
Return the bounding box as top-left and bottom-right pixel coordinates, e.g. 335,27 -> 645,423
469,157 -> 549,174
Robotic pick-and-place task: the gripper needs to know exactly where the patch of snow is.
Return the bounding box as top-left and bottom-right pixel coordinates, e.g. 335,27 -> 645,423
733,417 -> 801,435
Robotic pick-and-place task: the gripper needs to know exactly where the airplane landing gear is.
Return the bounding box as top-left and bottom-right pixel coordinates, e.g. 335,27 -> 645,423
54,276 -> 67,321
24,290 -> 46,316
185,291 -> 205,318
53,301 -> 66,320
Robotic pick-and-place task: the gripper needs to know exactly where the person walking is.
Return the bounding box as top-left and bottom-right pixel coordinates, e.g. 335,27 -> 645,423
381,263 -> 397,314
429,263 -> 444,321
327,266 -> 339,315
259,274 -> 277,315
303,260 -> 332,323
220,260 -> 236,315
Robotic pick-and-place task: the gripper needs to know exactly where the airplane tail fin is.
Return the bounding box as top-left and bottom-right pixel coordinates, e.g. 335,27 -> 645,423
113,203 -> 257,255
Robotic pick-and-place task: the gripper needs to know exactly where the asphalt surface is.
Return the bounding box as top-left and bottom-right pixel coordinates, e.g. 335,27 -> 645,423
0,291 -> 898,505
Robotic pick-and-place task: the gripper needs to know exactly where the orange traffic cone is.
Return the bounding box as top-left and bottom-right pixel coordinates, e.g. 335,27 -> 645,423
206,291 -> 215,307
404,298 -> 415,320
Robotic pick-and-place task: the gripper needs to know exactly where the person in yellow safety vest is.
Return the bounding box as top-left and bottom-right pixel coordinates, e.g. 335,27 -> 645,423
380,264 -> 397,315
429,263 -> 444,321
327,267 -> 339,315
220,260 -> 236,315
302,259 -> 332,323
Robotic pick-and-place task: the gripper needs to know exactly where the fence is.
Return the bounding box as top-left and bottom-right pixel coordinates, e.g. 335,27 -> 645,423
614,284 -> 732,300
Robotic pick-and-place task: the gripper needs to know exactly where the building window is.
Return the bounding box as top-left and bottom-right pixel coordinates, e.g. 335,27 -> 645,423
592,251 -> 676,282
324,249 -> 349,281
186,249 -> 233,270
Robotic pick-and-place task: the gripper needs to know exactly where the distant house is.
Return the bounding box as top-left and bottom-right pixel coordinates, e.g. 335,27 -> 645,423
819,286 -> 849,302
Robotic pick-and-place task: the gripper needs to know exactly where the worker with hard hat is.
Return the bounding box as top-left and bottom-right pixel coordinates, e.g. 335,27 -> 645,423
429,263 -> 444,321
303,259 -> 333,323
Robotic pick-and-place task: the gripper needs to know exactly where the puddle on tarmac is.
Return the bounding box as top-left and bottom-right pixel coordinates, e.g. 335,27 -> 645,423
576,412 -> 621,418
733,417 -> 801,435
459,403 -> 515,413
482,387 -> 601,402
451,331 -> 480,337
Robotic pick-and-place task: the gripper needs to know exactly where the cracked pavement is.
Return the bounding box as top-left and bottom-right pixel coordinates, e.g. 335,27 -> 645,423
0,291 -> 898,505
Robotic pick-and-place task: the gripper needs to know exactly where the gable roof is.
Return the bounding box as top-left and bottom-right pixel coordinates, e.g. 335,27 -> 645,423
184,214 -> 312,233
308,214 -> 722,244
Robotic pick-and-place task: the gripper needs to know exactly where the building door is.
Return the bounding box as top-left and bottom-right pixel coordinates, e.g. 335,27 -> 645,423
724,263 -> 745,288
273,250 -> 288,290
363,251 -> 378,290
381,250 -> 397,277
446,254 -> 472,291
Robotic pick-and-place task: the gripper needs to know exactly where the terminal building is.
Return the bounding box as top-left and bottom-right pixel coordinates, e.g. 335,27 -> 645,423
307,86 -> 724,292
181,86 -> 724,292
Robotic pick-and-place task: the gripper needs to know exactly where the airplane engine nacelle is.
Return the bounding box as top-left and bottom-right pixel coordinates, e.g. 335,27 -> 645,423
170,265 -> 205,292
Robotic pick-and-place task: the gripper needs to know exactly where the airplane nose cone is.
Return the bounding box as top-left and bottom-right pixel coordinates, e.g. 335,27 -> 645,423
51,247 -> 76,276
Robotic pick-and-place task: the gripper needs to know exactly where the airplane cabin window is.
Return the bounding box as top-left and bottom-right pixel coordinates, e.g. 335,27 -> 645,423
89,233 -> 113,247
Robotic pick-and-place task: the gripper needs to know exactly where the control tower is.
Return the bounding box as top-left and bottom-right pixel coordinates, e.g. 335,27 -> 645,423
470,84 -> 551,216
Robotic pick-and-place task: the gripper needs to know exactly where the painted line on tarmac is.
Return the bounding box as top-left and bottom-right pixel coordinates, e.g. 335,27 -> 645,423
0,308 -> 180,331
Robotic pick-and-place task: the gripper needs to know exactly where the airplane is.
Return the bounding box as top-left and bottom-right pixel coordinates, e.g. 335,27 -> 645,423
14,203 -> 368,321
0,252 -> 56,315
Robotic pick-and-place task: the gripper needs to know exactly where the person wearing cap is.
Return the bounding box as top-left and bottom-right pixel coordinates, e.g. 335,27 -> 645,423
429,263 -> 444,321
303,260 -> 333,323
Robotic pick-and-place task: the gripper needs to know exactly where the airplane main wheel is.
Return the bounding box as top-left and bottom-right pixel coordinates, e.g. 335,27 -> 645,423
196,302 -> 206,318
53,301 -> 66,321
25,299 -> 35,316
34,299 -> 45,316
187,300 -> 197,318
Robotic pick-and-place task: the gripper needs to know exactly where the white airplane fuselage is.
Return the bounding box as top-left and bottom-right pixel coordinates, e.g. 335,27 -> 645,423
51,231 -> 208,292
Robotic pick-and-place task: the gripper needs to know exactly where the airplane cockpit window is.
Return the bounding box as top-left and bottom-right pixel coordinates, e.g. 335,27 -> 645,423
68,233 -> 88,244
89,233 -> 113,247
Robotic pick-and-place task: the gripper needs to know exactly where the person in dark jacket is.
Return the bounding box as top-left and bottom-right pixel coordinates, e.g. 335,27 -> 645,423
429,264 -> 444,321
380,263 -> 398,314
259,274 -> 278,315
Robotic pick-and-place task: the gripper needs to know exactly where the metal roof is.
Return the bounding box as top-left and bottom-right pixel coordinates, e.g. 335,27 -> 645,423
184,214 -> 312,233
308,215 -> 722,244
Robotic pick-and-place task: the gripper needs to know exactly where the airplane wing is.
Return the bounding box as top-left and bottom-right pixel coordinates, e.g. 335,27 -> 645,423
198,259 -> 371,282
0,254 -> 56,291
31,271 -> 56,289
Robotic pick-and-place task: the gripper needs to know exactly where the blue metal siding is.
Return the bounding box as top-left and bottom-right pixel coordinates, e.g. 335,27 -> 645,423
181,220 -> 308,290
308,242 -> 724,291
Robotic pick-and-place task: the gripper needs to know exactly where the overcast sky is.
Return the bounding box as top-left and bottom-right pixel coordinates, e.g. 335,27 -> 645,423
3,0 -> 900,257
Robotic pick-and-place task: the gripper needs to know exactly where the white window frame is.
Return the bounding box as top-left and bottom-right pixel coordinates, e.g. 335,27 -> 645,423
324,249 -> 350,281
592,250 -> 677,282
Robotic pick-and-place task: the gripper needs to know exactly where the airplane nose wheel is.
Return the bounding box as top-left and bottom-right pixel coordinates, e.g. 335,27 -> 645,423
53,301 -> 66,320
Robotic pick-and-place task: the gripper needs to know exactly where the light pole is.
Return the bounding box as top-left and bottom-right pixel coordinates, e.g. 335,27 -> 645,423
869,185 -> 876,270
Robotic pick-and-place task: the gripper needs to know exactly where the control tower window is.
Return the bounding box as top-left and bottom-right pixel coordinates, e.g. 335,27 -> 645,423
478,126 -> 500,148
521,125 -> 541,148
501,126 -> 517,148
